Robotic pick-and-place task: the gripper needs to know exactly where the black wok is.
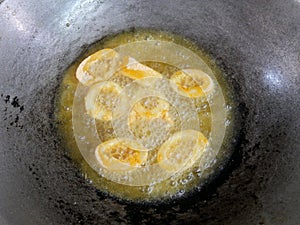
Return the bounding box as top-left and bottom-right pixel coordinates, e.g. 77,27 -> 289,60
0,0 -> 299,224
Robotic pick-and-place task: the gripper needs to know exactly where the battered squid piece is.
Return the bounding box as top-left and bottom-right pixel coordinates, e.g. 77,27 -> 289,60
84,81 -> 122,121
76,49 -> 125,86
170,69 -> 214,98
120,57 -> 163,79
128,97 -> 176,149
95,138 -> 148,172
157,130 -> 208,173
129,97 -> 173,123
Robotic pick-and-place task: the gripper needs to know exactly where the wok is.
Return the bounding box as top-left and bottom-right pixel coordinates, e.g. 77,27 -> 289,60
0,0 -> 299,224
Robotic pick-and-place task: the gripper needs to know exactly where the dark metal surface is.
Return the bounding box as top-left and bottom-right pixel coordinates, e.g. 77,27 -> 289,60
0,0 -> 299,224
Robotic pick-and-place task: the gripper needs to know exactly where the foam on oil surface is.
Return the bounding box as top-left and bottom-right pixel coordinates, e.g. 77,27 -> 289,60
56,29 -> 233,202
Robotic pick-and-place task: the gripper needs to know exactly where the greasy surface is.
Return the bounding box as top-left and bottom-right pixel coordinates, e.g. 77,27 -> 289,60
0,0 -> 299,225
56,30 -> 227,201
